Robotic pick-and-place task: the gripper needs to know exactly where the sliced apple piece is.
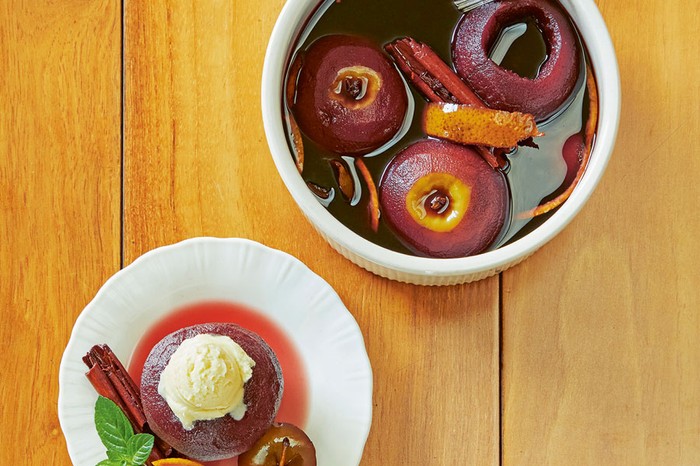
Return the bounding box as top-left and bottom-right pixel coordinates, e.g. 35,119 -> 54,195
380,139 -> 509,258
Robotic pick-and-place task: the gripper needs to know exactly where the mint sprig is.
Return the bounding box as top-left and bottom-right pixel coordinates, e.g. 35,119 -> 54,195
94,396 -> 154,466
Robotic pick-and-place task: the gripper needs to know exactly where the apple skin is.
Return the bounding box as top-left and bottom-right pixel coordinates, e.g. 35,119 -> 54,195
290,34 -> 408,155
452,0 -> 580,120
141,323 -> 283,461
380,139 -> 510,258
562,132 -> 584,189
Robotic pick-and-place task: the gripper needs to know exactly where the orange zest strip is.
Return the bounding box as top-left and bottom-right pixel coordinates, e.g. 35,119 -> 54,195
330,159 -> 355,201
152,458 -> 204,466
287,113 -> 304,174
423,103 -> 543,149
355,158 -> 380,232
518,67 -> 599,219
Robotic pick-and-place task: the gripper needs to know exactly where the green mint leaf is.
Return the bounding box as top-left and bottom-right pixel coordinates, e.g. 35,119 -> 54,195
96,459 -> 127,466
127,433 -> 155,465
106,450 -> 130,461
92,396 -> 153,466
94,396 -> 134,456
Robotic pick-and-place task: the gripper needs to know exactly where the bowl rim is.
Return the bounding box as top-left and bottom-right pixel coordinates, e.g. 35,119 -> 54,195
58,236 -> 373,465
261,0 -> 620,278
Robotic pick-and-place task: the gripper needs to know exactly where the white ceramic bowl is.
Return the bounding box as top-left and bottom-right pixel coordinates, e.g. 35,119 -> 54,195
58,238 -> 372,466
262,0 -> 620,286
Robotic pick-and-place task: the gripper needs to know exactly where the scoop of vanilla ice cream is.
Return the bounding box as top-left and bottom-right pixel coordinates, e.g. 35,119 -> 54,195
158,333 -> 256,430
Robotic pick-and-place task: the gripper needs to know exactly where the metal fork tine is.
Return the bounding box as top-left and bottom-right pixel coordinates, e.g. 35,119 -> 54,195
454,0 -> 496,13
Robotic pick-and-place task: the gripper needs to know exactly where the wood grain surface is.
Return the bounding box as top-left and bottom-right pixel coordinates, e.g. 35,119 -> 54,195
123,1 -> 499,464
501,0 -> 700,464
0,1 -> 122,464
0,0 -> 698,465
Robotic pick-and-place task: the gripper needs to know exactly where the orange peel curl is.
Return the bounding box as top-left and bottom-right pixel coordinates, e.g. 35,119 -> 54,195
423,102 -> 543,149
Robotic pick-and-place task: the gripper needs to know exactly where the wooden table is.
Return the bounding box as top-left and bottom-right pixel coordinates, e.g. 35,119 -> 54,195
2,0 -> 698,464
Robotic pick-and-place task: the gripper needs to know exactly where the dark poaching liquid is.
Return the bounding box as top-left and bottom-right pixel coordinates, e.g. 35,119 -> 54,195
284,0 -> 592,257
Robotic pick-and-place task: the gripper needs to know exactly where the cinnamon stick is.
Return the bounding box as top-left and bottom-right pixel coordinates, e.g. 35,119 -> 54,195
385,37 -> 484,107
83,344 -> 169,462
83,345 -> 147,429
385,37 -> 508,170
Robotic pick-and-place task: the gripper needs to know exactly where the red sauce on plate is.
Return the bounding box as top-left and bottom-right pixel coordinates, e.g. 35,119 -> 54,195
128,301 -> 310,465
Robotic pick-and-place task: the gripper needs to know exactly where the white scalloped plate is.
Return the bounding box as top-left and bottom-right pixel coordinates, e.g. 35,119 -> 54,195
58,237 -> 372,466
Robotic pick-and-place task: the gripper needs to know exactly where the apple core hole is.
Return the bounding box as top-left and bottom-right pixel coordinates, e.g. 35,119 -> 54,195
488,16 -> 548,80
